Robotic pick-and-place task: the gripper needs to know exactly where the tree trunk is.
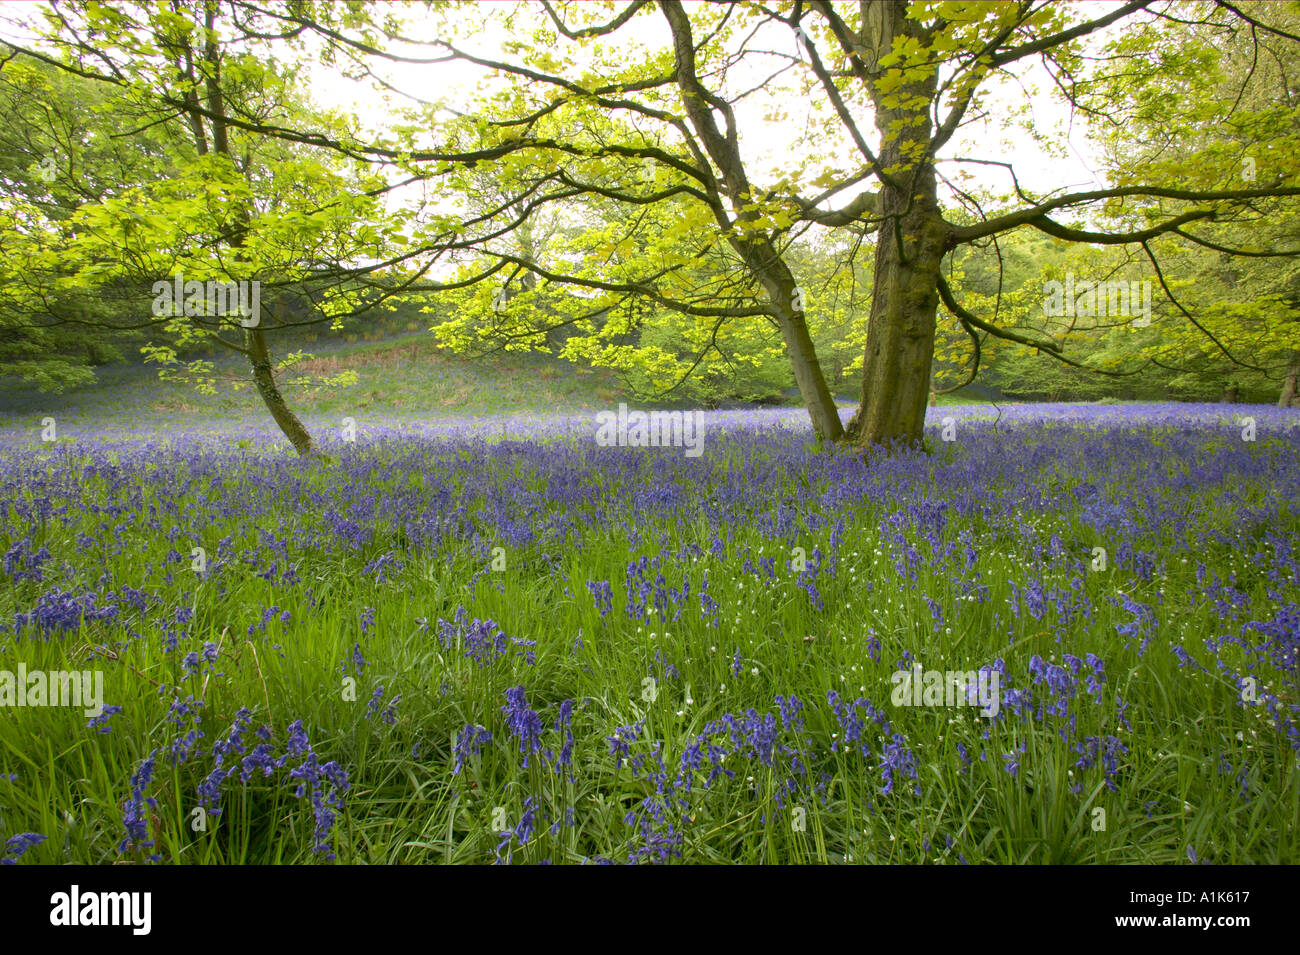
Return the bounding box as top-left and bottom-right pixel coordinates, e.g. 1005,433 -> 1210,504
660,0 -> 843,443
751,256 -> 844,442
246,325 -> 318,456
1222,383 -> 1239,404
847,0 -> 947,449
847,201 -> 946,446
1279,352 -> 1300,407
190,25 -> 319,458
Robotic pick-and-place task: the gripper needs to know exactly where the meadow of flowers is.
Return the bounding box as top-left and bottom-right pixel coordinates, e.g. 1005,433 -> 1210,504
0,402 -> 1296,864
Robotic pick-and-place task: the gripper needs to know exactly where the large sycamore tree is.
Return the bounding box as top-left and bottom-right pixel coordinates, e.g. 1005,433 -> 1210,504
295,0 -> 1300,446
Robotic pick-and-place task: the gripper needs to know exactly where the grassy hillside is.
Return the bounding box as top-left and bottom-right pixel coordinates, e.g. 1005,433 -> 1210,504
0,334 -> 632,426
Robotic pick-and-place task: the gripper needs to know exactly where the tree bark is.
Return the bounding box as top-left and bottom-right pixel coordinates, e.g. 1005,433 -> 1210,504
846,0 -> 948,449
246,325 -> 319,456
749,250 -> 845,441
1279,351 -> 1300,408
847,198 -> 947,446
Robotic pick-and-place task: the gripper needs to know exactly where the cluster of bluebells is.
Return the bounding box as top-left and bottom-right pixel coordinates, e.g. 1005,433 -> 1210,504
493,797 -> 581,865
0,832 -> 47,865
549,699 -> 575,778
621,555 -> 699,623
602,693 -> 832,861
436,606 -> 536,667
501,685 -> 546,769
1205,599 -> 1300,758
494,795 -> 537,863
120,704 -> 351,861
472,688 -> 846,854
360,552 -> 404,582
1114,592 -> 1158,657
826,690 -> 920,798
952,654 -> 1132,793
167,695 -> 205,764
3,537 -> 51,583
587,579 -> 613,617
86,704 -> 124,734
343,641 -> 366,676
10,588 -> 120,638
699,571 -> 719,627
160,606 -> 193,654
1072,735 -> 1129,793
794,547 -> 826,611
181,642 -> 221,679
452,723 -> 492,774
247,605 -> 289,637
364,685 -> 399,725
119,749 -> 160,859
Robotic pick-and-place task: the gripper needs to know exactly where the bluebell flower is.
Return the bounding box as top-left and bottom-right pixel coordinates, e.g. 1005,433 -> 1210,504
119,748 -> 160,854
86,705 -> 124,734
453,723 -> 492,774
495,796 -> 538,864
553,700 -> 575,774
0,832 -> 46,865
607,720 -> 643,769
501,686 -> 544,767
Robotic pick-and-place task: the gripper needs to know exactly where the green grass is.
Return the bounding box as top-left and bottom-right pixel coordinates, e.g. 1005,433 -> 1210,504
0,334 -> 628,427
